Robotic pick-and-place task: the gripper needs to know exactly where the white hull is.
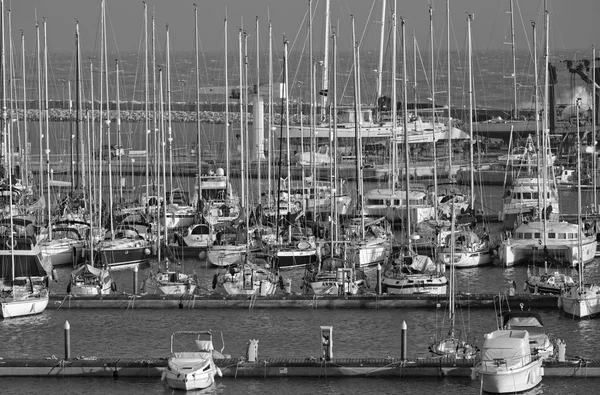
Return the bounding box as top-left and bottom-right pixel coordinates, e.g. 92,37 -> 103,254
346,237 -> 390,268
165,354 -> 219,390
1,292 -> 49,319
222,279 -> 276,296
382,274 -> 448,295
559,285 -> 600,318
439,249 -> 494,268
477,359 -> 543,394
207,245 -> 247,267
143,281 -> 197,295
499,238 -> 596,267
310,279 -> 362,295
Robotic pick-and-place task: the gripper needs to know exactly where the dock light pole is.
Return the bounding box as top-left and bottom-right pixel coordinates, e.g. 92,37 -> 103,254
64,321 -> 71,360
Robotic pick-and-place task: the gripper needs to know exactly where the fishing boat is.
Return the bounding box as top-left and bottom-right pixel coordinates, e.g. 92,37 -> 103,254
0,237 -> 51,319
67,263 -> 114,295
142,258 -> 197,295
162,330 -> 223,391
476,329 -> 544,393
500,311 -> 554,359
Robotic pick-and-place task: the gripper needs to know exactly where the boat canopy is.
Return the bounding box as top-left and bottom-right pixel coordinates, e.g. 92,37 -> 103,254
481,330 -> 532,369
501,312 -> 544,328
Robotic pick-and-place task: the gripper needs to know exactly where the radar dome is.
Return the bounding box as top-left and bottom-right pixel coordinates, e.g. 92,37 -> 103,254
216,168 -> 225,176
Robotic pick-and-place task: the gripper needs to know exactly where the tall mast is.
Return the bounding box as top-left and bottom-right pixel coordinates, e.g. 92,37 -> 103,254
1,0 -> 6,171
402,16 -> 410,245
507,0 -> 518,119
76,20 -> 83,190
321,0 -> 330,121
446,0 -> 452,182
376,0 -> 386,104
593,47 -> 597,210
309,0 -> 315,186
21,30 -> 28,187
430,5 -> 438,221
391,1 -> 397,194
255,16 -> 261,205
116,59 -> 122,201
238,27 -> 245,209
284,37 -> 291,236
351,15 -> 364,234
224,15 -> 230,195
36,17 -> 43,196
103,0 -> 113,238
467,13 -> 475,211
43,18 -> 51,238
195,4 -> 203,207
267,16 -> 272,213
144,1 -> 149,209
166,24 -> 173,198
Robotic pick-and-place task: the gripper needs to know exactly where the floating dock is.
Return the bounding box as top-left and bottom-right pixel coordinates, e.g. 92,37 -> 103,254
48,292 -> 559,310
1,356 -> 598,378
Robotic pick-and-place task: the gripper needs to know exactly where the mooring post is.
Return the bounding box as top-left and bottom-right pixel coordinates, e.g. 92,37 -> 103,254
133,265 -> 139,295
64,320 -> 71,360
401,320 -> 407,361
377,263 -> 382,295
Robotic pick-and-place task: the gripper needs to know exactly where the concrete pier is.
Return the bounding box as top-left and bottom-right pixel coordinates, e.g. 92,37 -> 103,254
0,357 -> 598,378
48,292 -> 559,310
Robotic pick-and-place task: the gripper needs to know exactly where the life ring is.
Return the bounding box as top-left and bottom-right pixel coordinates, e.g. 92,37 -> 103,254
212,273 -> 219,289
111,282 -> 118,292
6,238 -> 17,249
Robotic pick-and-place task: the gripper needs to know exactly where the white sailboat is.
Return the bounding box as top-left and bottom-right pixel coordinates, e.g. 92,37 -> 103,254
559,76 -> 600,318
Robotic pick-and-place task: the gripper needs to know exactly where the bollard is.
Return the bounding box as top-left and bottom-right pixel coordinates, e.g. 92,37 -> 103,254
401,321 -> 407,361
133,265 -> 139,295
558,339 -> 566,362
64,320 -> 71,360
284,278 -> 292,294
320,326 -> 333,361
377,263 -> 382,295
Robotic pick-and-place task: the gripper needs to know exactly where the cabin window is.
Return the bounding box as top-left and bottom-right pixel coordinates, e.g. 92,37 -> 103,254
534,233 -> 541,238
523,233 -> 533,239
532,192 -> 539,199
513,192 -> 520,199
558,233 -> 566,240
522,192 -> 532,199
569,233 -> 576,239
548,233 -> 556,239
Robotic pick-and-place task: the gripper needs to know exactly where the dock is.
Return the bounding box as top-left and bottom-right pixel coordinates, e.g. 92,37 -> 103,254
1,356 -> 598,378
48,292 -> 559,310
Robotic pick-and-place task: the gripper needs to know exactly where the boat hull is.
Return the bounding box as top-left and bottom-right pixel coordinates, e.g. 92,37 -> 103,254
439,249 -> 494,268
559,285 -> 600,318
476,359 -> 543,394
274,248 -> 319,269
381,275 -> 448,295
1,292 -> 49,319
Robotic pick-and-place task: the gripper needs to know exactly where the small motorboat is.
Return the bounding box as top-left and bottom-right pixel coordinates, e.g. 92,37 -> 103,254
501,311 -> 555,359
162,330 -> 223,391
476,329 -> 544,393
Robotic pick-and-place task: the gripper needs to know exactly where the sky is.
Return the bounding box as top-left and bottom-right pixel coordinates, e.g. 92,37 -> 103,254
4,0 -> 599,54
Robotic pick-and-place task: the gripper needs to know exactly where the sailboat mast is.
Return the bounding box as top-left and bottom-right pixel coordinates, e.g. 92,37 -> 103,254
43,18 -> 51,239
376,0 -> 386,104
21,30 -> 28,188
36,18 -> 43,199
468,13 -> 475,210
268,17 -> 272,213
166,25 -> 173,199
446,0 -> 452,181
332,29 -> 339,243
256,16 -> 261,205
320,0 -> 330,122
0,0 -> 5,171
224,15 -> 230,198
116,59 -> 122,201
195,5 -> 203,206
76,21 -> 83,190
402,16 -> 410,245
508,0 -> 518,119
351,15 -> 364,234
593,48 -> 597,209
238,27 -> 245,209
144,1 -> 149,209
576,97 -> 583,285
103,1 -> 114,238
391,1 -> 397,194
531,21 -> 545,247
284,37 -> 291,230
430,5 -> 438,221
541,5 -> 549,243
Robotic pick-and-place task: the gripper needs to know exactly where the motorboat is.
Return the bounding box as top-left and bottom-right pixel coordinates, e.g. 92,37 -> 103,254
68,264 -> 113,296
163,330 -> 223,391
476,329 -> 543,393
500,311 -> 555,359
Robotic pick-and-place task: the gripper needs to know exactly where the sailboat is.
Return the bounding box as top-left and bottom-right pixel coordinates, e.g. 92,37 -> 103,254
559,75 -> 600,318
497,14 -> 596,268
380,11 -> 447,295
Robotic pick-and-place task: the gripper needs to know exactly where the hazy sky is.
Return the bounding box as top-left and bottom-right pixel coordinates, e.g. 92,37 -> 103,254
5,0 -> 599,54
